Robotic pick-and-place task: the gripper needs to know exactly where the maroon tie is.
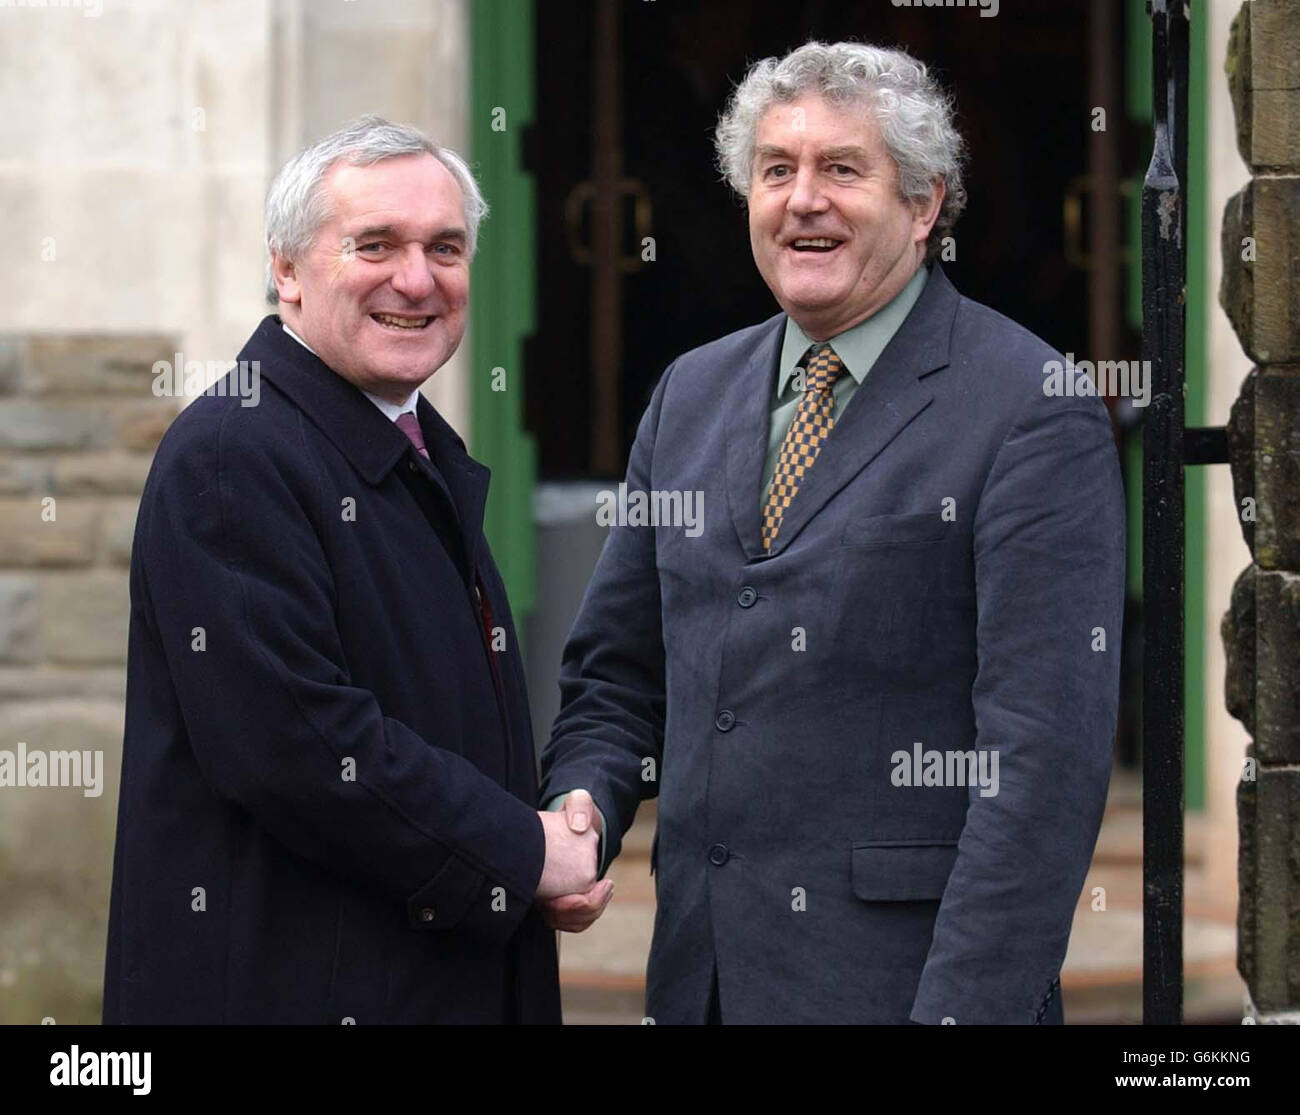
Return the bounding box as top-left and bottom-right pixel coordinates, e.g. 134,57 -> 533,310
395,412 -> 429,459
394,410 -> 497,654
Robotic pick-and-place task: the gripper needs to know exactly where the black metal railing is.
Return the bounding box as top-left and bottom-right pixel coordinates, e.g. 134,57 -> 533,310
1141,0 -> 1227,1026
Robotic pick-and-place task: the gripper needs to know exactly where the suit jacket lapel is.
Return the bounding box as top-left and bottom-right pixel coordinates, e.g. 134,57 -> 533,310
735,264 -> 961,559
724,314 -> 786,559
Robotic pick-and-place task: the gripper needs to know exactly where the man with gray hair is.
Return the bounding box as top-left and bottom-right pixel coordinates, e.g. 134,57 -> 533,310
104,116 -> 606,1024
541,42 -> 1125,1023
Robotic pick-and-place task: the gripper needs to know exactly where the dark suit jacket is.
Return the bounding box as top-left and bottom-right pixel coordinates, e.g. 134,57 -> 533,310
104,316 -> 560,1024
540,264 -> 1125,1024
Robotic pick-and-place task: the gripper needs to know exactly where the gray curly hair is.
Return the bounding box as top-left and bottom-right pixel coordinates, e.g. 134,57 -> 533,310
715,41 -> 966,259
263,114 -> 488,304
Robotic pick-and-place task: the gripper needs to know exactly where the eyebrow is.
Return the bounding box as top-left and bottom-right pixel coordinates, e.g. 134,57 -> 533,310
753,143 -> 872,163
351,224 -> 467,244
820,145 -> 871,162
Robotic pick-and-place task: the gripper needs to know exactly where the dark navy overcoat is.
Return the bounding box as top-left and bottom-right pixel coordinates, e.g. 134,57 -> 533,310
104,316 -> 559,1024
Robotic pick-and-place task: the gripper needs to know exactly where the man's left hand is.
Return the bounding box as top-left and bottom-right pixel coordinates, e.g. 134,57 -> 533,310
538,789 -> 614,932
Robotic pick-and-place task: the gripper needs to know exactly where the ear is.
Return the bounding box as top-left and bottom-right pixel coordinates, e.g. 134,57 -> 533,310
270,252 -> 302,306
911,179 -> 946,246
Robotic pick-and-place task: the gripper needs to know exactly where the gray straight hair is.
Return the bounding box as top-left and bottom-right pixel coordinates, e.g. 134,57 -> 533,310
263,114 -> 488,304
714,41 -> 967,260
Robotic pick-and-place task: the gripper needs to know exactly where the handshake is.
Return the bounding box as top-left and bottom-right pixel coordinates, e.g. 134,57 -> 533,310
533,789 -> 615,933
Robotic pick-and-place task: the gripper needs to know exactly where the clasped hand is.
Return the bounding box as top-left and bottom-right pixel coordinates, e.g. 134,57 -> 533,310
534,789 -> 614,933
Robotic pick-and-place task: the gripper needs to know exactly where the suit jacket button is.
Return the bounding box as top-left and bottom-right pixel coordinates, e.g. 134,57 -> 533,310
715,709 -> 735,732
737,586 -> 757,608
419,907 -> 436,923
408,459 -> 417,472
708,843 -> 729,866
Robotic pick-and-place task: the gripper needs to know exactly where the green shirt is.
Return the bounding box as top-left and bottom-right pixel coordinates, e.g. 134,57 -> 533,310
761,264 -> 930,504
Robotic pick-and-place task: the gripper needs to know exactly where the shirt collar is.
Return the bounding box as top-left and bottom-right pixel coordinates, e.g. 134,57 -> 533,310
776,263 -> 930,398
281,321 -> 419,419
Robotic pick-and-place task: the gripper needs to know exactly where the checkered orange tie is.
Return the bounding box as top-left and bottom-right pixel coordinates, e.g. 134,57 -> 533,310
761,343 -> 845,551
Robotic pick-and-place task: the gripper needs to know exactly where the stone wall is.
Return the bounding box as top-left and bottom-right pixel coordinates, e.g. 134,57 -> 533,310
1220,0 -> 1300,1023
0,336 -> 175,1024
0,0 -> 472,1024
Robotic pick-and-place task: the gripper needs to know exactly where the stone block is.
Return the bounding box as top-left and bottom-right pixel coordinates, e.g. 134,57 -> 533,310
1254,367 -> 1300,569
100,499 -> 138,565
1223,565 -> 1256,736
1256,570 -> 1300,763
0,342 -> 21,396
52,452 -> 153,495
110,401 -> 175,452
0,701 -> 123,1025
1227,367 -> 1257,555
0,403 -> 108,453
0,455 -> 42,495
0,499 -> 98,567
0,576 -> 41,663
1228,0 -> 1300,170
1220,179 -> 1300,365
1238,766 -> 1300,1011
1238,756 -> 1257,992
0,668 -> 125,701
41,572 -> 128,665
23,335 -> 175,397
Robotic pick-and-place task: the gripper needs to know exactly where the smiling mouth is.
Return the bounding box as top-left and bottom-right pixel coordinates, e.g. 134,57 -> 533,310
371,312 -> 433,331
789,238 -> 844,253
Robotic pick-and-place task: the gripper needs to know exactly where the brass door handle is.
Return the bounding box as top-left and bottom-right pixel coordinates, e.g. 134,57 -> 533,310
1064,175 -> 1137,270
1064,174 -> 1092,270
564,177 -> 653,272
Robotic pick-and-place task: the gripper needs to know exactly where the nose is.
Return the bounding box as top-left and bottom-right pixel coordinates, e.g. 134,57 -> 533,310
786,164 -> 830,218
389,243 -> 435,301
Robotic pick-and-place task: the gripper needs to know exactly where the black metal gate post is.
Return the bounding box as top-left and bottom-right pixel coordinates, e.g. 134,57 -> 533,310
1141,0 -> 1190,1026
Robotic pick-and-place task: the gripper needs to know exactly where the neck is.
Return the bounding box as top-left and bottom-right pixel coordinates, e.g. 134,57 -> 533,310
792,252 -> 924,341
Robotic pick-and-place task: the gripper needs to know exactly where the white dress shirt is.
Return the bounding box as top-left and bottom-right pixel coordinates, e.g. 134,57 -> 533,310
280,322 -> 419,419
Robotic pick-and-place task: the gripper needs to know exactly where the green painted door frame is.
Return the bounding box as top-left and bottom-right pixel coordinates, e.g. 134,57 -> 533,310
470,0 -> 539,637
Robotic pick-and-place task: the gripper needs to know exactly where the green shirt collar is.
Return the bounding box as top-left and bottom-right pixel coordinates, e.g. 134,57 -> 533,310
777,263 -> 929,397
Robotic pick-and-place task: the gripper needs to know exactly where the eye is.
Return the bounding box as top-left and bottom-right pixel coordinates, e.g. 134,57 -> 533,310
357,242 -> 387,254
764,164 -> 791,180
431,243 -> 462,256
829,164 -> 857,177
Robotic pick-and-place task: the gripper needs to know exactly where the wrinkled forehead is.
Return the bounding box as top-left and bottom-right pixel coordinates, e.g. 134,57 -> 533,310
319,153 -> 465,233
755,92 -> 884,151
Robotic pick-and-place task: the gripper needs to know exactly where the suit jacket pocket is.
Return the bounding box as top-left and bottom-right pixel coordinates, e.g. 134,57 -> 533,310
851,840 -> 959,901
841,511 -> 952,547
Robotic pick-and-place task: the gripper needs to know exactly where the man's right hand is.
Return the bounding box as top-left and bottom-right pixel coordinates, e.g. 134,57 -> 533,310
535,808 -> 599,899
